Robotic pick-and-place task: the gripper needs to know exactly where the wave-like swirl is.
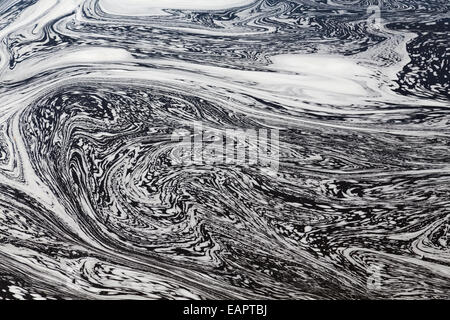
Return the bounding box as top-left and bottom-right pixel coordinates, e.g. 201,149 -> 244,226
0,0 -> 449,299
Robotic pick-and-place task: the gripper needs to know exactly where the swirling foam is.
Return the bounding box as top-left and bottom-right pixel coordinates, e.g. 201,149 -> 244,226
0,0 -> 449,300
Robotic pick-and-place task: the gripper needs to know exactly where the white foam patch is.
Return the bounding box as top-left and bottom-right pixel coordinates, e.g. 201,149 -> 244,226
1,47 -> 133,83
98,0 -> 255,16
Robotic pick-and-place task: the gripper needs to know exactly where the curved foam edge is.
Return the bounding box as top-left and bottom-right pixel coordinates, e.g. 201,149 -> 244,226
98,0 -> 255,16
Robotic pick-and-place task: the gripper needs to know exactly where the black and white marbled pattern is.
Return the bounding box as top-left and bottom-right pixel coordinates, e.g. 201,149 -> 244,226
0,0 -> 449,300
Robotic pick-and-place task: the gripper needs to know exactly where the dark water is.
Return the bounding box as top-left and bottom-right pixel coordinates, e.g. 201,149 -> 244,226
0,0 -> 449,299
